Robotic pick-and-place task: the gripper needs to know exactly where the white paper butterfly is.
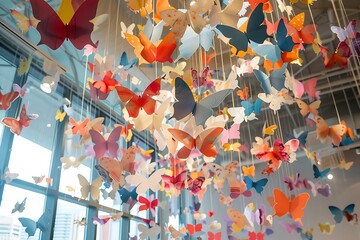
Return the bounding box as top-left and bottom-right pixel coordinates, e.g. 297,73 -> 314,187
61,155 -> 87,169
120,22 -> 135,39
1,168 -> 19,183
227,107 -> 257,124
125,168 -> 166,194
138,221 -> 161,240
78,174 -> 103,200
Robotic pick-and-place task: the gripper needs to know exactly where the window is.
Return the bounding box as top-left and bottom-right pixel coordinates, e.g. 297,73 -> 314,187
8,76 -> 60,186
53,199 -> 87,240
0,56 -> 17,140
0,185 -> 45,240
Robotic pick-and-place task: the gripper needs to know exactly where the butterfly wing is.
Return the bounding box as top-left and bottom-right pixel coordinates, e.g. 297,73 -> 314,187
30,0 -> 67,50
253,178 -> 268,194
2,118 -> 22,135
328,206 -> 344,223
246,3 -> 269,44
216,25 -> 248,53
89,129 -> 106,159
290,192 -> 310,223
171,77 -> 196,121
196,89 -> 232,125
0,92 -> 19,110
168,128 -> 195,158
106,126 -> 121,158
273,188 -> 290,217
78,174 -> 91,199
66,0 -> 99,49
90,177 -> 103,200
196,127 -> 223,157
18,218 -> 37,237
276,19 -> 295,52
253,70 -> 271,94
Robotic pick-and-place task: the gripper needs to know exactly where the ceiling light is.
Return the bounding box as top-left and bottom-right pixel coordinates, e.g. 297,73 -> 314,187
327,174 -> 334,180
190,1 -> 196,6
40,73 -> 60,94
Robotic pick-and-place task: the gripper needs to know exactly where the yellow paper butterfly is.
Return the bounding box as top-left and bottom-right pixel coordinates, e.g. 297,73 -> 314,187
242,165 -> 256,177
55,109 -> 67,122
263,124 -> 277,135
17,56 -> 32,76
223,142 -> 241,152
338,159 -> 354,170
318,223 -> 335,235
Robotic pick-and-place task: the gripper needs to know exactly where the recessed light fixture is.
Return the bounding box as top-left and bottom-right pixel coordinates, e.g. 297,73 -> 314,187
46,123 -> 52,128
190,0 -> 196,6
327,174 -> 334,180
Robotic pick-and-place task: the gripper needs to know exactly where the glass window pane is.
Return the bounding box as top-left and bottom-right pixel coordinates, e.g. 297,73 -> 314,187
95,210 -> 122,240
0,56 -> 17,139
59,101 -> 95,196
53,199 -> 87,240
0,185 -> 45,240
8,76 -> 61,186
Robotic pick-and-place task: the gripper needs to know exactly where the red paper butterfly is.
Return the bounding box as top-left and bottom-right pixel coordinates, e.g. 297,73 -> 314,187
115,78 -> 161,118
2,104 -> 38,135
69,118 -> 90,135
138,195 -> 158,216
0,91 -> 19,110
319,41 -> 351,69
208,232 -> 221,240
89,126 -> 122,159
186,223 -> 203,236
248,231 -> 264,240
161,170 -> 187,191
29,0 -> 99,50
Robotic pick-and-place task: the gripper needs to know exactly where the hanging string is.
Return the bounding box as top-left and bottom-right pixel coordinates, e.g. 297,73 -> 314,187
80,56 -> 89,120
326,76 -> 341,123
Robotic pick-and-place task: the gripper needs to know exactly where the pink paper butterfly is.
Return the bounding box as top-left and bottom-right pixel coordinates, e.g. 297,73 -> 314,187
89,126 -> 121,159
207,231 -> 221,240
221,123 -> 240,145
12,83 -> 28,98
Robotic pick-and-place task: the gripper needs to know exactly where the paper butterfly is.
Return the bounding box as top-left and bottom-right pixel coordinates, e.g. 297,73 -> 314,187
244,176 -> 268,194
60,155 -> 87,169
258,88 -> 293,112
221,123 -> 240,145
10,9 -> 39,33
307,180 -> 332,197
175,25 -> 214,62
0,90 -> 19,110
248,231 -> 264,240
296,99 -> 321,117
216,3 -> 269,54
171,77 -> 232,125
280,221 -> 301,234
18,55 -> 32,76
29,0 -> 99,50
12,197 -> 27,214
68,118 -> 89,136
235,57 -> 261,76
161,170 -> 187,192
319,41 -> 351,69
208,231 -> 221,240
242,166 -> 256,177
313,164 -> 330,181
13,83 -> 28,98
338,159 -> 354,170
209,0 -> 245,28
272,188 -> 310,224
1,168 -> 19,184
89,126 -> 122,159
331,19 -> 358,42
286,13 -> 316,45
93,217 -> 110,225
98,146 -> 137,183
2,104 -> 39,135
120,22 -> 135,38
115,78 -> 161,118
263,124 -> 277,136
318,222 -> 335,235
168,127 -> 223,159
55,109 -> 67,122
32,175 -> 53,185
125,168 -> 166,194
315,115 -> 346,146
159,0 -> 213,38
329,204 -> 358,224
138,195 -> 158,216
227,106 -> 258,124
227,207 -> 251,232
186,223 -> 204,237
118,187 -> 138,205
138,221 -> 161,240
18,212 -> 49,237
78,174 -> 103,200
253,64 -> 287,95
